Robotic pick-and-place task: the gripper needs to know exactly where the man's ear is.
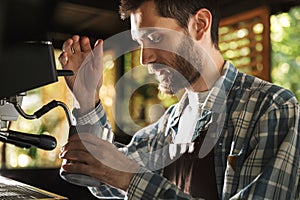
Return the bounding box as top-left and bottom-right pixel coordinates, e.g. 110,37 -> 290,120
189,8 -> 212,41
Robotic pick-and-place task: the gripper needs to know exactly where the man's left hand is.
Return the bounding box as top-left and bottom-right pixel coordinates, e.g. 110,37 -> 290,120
59,133 -> 139,191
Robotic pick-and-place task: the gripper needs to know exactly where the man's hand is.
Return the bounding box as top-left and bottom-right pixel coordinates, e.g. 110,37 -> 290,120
59,35 -> 103,114
59,133 -> 139,191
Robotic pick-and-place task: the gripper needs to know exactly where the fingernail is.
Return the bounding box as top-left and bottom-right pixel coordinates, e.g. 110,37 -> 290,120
94,39 -> 102,47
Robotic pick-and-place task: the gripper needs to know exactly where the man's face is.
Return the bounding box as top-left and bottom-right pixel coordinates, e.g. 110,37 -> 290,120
130,1 -> 202,95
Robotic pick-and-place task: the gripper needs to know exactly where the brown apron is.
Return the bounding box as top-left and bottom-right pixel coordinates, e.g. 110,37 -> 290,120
163,133 -> 219,199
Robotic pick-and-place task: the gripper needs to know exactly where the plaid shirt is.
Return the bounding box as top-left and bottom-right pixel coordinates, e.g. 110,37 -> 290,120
76,62 -> 300,200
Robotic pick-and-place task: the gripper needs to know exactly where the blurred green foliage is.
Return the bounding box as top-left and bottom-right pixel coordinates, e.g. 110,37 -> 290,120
271,6 -> 300,101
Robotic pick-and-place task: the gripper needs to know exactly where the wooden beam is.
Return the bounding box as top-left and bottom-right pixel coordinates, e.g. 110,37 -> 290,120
219,0 -> 266,18
60,0 -> 119,12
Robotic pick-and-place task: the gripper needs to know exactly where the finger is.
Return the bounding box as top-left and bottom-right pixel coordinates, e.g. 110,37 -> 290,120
62,38 -> 74,56
58,52 -> 68,66
72,35 -> 81,54
64,135 -> 112,159
61,158 -> 91,173
62,134 -> 105,153
59,149 -> 94,164
61,160 -> 104,182
61,139 -> 87,152
80,36 -> 92,52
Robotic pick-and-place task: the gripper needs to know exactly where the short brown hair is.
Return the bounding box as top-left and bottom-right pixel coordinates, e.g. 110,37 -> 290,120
119,0 -> 220,49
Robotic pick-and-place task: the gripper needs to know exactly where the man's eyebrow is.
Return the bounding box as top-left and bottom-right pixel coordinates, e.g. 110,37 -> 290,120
131,28 -> 157,41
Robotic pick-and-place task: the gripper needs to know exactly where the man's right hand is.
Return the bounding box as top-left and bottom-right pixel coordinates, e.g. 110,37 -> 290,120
59,35 -> 103,115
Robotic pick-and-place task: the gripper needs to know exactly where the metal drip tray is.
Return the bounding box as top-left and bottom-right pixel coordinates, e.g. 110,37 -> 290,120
0,176 -> 67,199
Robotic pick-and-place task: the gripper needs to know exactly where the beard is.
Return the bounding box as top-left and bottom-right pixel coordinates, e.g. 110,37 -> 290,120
153,36 -> 202,95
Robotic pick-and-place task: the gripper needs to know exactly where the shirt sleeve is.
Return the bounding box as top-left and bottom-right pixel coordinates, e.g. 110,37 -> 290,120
72,102 -> 126,198
228,102 -> 300,199
73,101 -> 111,129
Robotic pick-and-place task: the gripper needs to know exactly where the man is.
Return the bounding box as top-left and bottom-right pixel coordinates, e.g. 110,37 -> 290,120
58,0 -> 300,199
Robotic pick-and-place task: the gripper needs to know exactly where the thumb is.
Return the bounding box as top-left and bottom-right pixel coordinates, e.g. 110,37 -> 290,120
92,39 -> 104,92
92,39 -> 104,73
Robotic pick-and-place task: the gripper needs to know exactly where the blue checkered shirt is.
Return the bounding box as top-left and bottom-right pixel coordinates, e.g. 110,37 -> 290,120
75,62 -> 300,200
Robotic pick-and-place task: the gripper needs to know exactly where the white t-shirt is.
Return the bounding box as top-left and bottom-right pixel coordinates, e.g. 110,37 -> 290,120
175,90 -> 210,144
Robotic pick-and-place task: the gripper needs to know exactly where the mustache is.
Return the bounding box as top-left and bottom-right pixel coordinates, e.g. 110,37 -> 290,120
148,63 -> 169,74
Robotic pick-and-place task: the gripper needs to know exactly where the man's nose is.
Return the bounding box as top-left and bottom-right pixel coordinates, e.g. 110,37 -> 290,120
140,46 -> 156,65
